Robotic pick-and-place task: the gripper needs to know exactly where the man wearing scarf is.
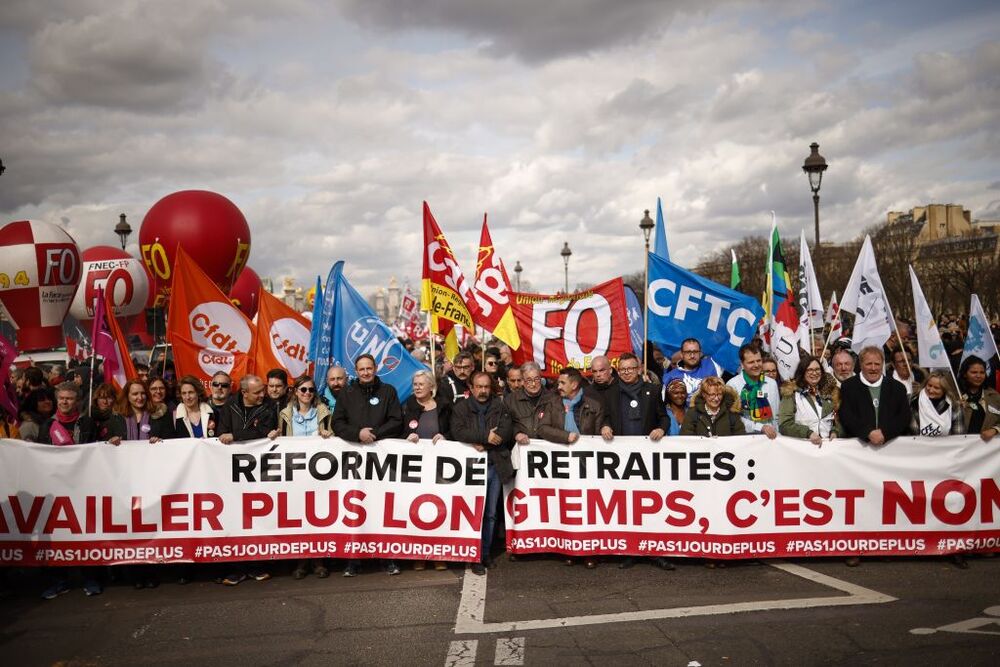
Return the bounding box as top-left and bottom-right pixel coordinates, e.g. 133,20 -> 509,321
506,362 -> 560,445
726,344 -> 779,439
537,367 -> 605,444
451,371 -> 514,576
598,353 -> 667,441
38,382 -> 96,445
839,346 -> 911,445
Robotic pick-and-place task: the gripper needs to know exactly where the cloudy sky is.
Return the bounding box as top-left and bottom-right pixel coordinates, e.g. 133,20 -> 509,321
1,0 -> 998,296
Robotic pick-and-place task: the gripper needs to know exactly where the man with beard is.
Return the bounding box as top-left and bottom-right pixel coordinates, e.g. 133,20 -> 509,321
332,354 -> 403,576
438,352 -> 475,404
321,366 -> 348,409
451,371 -> 514,576
662,338 -> 722,402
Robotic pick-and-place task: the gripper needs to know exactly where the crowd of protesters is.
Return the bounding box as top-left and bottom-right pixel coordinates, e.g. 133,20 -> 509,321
2,313 -> 999,599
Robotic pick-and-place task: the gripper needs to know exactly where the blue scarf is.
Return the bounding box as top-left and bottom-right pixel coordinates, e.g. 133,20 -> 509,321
292,406 -> 318,436
563,390 -> 583,433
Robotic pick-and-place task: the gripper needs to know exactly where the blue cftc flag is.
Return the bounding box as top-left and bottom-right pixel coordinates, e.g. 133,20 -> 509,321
646,253 -> 764,373
311,261 -> 424,402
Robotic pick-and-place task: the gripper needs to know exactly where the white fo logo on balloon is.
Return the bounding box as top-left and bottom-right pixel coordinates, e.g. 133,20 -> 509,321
270,317 -> 310,377
189,301 -> 252,375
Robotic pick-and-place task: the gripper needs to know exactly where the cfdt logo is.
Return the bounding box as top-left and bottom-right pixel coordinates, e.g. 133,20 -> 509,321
269,317 -> 310,377
346,316 -> 402,373
189,301 -> 252,375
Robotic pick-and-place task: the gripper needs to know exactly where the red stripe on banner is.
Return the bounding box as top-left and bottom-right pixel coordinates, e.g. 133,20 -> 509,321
505,529 -> 1000,559
0,533 -> 481,567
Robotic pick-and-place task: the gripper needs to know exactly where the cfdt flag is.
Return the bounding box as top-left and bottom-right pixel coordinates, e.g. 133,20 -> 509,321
252,290 -> 312,379
167,246 -> 252,387
646,253 -> 763,374
319,261 -> 423,402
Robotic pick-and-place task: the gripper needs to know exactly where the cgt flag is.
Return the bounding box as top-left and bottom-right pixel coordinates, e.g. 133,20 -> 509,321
252,290 -> 312,380
319,261 -> 424,403
421,202 -> 480,333
167,246 -> 252,387
646,253 -> 763,374
472,215 -> 521,350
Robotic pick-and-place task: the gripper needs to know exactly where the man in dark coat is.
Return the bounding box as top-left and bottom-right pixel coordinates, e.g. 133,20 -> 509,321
839,345 -> 911,445
218,375 -> 277,443
331,355 -> 403,444
437,352 -> 475,405
451,371 -> 514,576
505,362 -> 560,444
598,353 -> 667,442
332,354 -> 403,577
537,367 -> 605,444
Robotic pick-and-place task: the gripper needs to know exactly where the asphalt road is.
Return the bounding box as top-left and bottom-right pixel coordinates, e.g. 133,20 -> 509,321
1,555 -> 998,666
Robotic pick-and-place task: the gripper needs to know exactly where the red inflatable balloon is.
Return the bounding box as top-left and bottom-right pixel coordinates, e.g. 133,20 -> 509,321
229,266 -> 262,319
138,190 -> 251,307
0,220 -> 82,351
69,246 -> 150,331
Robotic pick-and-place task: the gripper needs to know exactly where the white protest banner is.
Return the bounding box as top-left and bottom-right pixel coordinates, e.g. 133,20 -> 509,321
0,438 -> 486,567
505,436 -> 1000,559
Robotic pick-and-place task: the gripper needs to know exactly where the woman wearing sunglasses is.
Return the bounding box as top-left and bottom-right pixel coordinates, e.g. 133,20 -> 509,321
276,374 -> 334,438
275,374 -> 333,579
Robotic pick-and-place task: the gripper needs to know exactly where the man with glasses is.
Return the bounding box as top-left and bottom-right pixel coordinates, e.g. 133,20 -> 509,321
209,371 -> 234,423
726,343 -> 779,439
662,338 -> 722,404
438,351 -> 475,404
599,353 -> 667,442
505,361 -> 560,445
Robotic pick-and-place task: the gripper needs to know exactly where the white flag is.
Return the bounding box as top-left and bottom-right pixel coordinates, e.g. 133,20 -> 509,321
961,294 -> 999,366
909,266 -> 949,370
797,230 -> 823,353
840,235 -> 893,353
825,291 -> 842,340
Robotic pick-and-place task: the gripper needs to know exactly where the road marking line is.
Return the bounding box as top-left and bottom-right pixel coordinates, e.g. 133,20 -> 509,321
494,637 -> 525,665
445,639 -> 478,666
453,559 -> 896,634
910,606 -> 1000,636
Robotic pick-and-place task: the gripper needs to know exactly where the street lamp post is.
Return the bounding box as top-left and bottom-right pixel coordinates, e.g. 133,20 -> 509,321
801,142 -> 828,256
514,260 -> 522,292
114,213 -> 132,251
639,209 -> 655,375
560,243 -> 572,294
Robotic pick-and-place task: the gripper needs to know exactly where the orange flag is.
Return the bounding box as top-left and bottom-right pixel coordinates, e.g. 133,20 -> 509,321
251,290 -> 312,380
167,247 -> 253,388
473,214 -> 521,350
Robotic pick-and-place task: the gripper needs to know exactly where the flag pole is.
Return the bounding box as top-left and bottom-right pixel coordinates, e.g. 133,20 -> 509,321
427,310 -> 436,382
642,249 -> 650,377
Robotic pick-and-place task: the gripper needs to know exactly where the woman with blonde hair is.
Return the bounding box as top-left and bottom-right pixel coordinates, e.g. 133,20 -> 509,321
909,371 -> 965,438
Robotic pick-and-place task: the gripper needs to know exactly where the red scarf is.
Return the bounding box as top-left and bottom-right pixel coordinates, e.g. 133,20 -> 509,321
49,410 -> 80,446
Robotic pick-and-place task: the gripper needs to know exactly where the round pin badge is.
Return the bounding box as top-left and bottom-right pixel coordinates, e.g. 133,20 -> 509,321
630,399 -> 639,408
409,420 -> 419,429
370,396 -> 380,406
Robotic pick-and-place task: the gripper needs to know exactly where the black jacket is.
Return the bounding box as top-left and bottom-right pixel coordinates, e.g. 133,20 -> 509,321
838,375 -> 911,443
38,415 -> 97,444
107,409 -> 176,441
450,396 -> 515,482
402,396 -> 452,439
600,379 -> 668,436
437,372 -> 469,405
331,377 -> 403,442
218,399 -> 277,442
